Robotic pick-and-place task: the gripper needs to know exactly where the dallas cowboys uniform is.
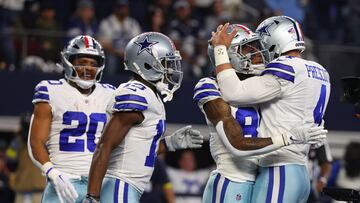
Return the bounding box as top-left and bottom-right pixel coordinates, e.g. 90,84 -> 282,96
216,56 -> 331,203
193,77 -> 260,203
32,79 -> 115,202
100,80 -> 166,203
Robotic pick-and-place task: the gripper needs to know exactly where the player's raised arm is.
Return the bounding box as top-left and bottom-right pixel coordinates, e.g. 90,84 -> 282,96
210,23 -> 281,106
86,111 -> 144,201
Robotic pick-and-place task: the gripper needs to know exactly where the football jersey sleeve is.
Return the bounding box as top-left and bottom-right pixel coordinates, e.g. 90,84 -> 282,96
193,77 -> 221,109
261,58 -> 295,83
32,81 -> 50,104
111,86 -> 148,112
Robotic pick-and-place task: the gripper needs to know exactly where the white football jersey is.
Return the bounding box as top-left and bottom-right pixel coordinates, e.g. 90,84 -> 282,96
32,79 -> 116,176
105,80 -> 166,193
258,56 -> 331,166
193,77 -> 259,182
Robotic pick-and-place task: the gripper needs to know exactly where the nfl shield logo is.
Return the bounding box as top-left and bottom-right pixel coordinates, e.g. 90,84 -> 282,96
236,194 -> 242,201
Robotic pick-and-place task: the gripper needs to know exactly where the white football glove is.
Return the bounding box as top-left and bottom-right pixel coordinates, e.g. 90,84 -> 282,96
281,125 -> 328,146
42,162 -> 78,203
164,125 -> 204,151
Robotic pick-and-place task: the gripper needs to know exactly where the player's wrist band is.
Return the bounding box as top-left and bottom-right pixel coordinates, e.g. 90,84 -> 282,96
86,193 -> 100,201
214,45 -> 230,67
41,162 -> 54,175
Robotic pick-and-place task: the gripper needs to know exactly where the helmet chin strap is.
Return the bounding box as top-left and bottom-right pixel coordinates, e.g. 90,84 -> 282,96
156,81 -> 174,103
74,78 -> 95,90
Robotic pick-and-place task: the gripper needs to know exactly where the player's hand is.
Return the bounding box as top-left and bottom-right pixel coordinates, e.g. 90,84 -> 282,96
282,125 -> 328,145
42,162 -> 78,203
210,23 -> 238,49
165,125 -> 204,151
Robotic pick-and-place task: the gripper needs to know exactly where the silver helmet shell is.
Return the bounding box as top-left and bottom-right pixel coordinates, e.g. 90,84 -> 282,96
124,32 -> 183,100
61,35 -> 105,89
256,16 -> 305,61
207,24 -> 269,75
228,24 -> 270,75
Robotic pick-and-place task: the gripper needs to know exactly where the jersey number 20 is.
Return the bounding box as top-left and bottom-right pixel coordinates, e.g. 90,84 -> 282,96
59,111 -> 107,152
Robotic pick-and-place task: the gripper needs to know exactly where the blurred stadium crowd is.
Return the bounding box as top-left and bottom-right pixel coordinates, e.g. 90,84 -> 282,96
0,0 -> 360,203
0,0 -> 360,79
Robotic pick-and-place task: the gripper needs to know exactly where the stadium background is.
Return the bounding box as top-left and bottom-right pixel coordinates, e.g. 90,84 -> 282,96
0,0 -> 359,202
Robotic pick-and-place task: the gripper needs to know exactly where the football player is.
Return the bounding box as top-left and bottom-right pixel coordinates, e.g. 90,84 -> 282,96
28,35 -> 116,203
84,32 -> 203,203
210,16 -> 331,203
195,24 -> 327,203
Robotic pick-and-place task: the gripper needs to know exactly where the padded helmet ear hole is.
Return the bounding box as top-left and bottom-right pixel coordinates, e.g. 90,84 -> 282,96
269,45 -> 276,52
144,63 -> 152,70
71,69 -> 77,77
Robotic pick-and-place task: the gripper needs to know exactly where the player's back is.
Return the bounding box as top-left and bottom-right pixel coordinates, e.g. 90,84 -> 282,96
258,56 -> 331,166
193,77 -> 259,182
105,80 -> 166,193
32,79 -> 116,176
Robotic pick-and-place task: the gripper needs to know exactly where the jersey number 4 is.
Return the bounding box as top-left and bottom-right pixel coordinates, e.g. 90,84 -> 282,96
59,111 -> 107,152
313,84 -> 327,125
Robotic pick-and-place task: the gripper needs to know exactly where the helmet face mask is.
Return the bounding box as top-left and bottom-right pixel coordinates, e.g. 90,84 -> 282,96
124,32 -> 183,102
256,16 -> 306,61
225,24 -> 270,75
60,35 -> 105,89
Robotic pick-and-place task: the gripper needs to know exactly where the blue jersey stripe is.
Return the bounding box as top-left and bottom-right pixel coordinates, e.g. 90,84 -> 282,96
220,178 -> 230,203
123,182 -> 129,203
194,83 -> 217,93
212,174 -> 221,203
114,179 -> 120,203
194,91 -> 221,103
114,103 -> 148,111
266,62 -> 295,73
261,69 -> 295,82
266,167 -> 274,203
35,86 -> 48,92
115,94 -> 147,104
33,93 -> 49,101
278,166 -> 286,203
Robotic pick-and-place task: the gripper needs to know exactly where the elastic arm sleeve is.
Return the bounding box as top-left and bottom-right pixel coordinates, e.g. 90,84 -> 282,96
217,69 -> 281,106
27,115 -> 43,169
215,121 -> 284,157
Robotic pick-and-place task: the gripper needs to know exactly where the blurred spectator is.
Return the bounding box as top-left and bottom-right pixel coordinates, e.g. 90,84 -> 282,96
265,0 -> 306,25
345,0 -> 360,46
307,142 -> 333,203
30,1 -> 62,63
66,0 -> 98,42
0,0 -> 25,71
152,0 -> 174,26
167,150 -> 210,203
0,150 -> 14,203
98,0 -> 141,74
144,6 -> 169,34
6,112 -> 46,203
335,142 -> 360,191
203,0 -> 231,39
141,157 -> 176,203
169,0 -> 203,78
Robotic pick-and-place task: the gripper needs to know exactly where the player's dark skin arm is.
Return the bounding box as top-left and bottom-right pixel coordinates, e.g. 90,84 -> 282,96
203,98 -> 274,150
29,103 -> 52,165
87,111 -> 144,199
